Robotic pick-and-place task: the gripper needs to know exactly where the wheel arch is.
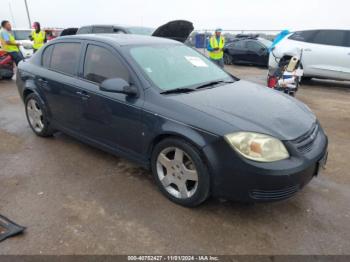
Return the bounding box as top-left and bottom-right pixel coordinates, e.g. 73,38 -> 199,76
147,123 -> 219,171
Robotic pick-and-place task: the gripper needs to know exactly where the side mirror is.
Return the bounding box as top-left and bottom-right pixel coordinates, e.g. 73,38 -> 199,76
99,78 -> 137,96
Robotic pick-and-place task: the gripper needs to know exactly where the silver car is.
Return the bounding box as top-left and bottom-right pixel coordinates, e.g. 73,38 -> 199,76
269,29 -> 350,81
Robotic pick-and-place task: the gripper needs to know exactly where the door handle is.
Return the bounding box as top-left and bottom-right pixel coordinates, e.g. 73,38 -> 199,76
76,90 -> 90,99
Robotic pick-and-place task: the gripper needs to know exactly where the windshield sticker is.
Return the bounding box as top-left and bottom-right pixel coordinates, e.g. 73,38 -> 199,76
185,56 -> 208,67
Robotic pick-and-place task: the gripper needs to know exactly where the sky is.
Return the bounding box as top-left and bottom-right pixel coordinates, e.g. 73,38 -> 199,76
1,0 -> 349,31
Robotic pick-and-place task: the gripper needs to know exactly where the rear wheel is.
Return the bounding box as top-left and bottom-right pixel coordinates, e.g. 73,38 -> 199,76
25,93 -> 54,137
2,74 -> 14,80
151,138 -> 210,207
302,76 -> 312,82
223,53 -> 233,65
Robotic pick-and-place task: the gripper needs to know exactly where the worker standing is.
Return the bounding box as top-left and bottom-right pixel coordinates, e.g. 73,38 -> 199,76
30,22 -> 46,53
0,20 -> 23,65
207,28 -> 225,68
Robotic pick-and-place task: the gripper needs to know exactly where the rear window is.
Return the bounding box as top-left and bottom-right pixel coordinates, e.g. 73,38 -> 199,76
289,30 -> 317,43
49,43 -> 81,75
311,30 -> 348,47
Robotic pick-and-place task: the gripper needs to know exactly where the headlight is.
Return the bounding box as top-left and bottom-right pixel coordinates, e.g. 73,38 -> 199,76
224,132 -> 289,162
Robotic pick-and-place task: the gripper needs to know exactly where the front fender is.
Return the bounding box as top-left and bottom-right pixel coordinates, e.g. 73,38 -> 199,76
144,111 -> 220,157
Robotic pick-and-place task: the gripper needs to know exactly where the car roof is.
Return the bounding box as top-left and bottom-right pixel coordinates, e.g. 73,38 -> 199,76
57,34 -> 179,46
79,24 -> 152,29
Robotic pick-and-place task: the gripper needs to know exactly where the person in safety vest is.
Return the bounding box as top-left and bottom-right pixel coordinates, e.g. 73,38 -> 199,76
0,20 -> 23,65
207,28 -> 225,68
29,22 -> 47,53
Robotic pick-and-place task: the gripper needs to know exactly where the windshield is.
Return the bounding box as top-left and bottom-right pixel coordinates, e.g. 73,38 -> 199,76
128,27 -> 154,36
129,44 -> 232,91
13,30 -> 32,40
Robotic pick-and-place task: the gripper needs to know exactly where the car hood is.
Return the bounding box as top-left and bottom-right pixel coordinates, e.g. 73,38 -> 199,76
169,80 -> 316,140
152,20 -> 193,43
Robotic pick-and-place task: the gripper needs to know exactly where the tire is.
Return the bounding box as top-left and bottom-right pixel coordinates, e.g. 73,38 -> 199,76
25,93 -> 54,137
223,53 -> 232,65
151,138 -> 210,207
2,74 -> 14,80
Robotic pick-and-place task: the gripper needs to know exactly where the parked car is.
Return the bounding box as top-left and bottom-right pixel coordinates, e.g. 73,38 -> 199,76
76,24 -> 154,35
269,29 -> 350,81
16,32 -> 328,207
74,20 -> 194,43
224,36 -> 272,66
12,29 -> 34,58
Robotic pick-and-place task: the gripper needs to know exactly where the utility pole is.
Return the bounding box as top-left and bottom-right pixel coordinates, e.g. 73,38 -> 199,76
8,2 -> 16,27
24,0 -> 32,29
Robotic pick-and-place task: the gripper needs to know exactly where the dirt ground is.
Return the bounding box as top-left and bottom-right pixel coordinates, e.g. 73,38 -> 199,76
0,65 -> 349,255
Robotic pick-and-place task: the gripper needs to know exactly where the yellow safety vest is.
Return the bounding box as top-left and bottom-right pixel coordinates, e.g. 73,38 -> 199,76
209,36 -> 225,60
31,30 -> 46,50
0,30 -> 19,52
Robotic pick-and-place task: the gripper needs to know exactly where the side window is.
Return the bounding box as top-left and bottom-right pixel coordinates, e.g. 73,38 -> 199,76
50,43 -> 81,75
92,27 -> 113,34
312,30 -> 347,47
289,30 -> 317,43
345,31 -> 350,47
246,41 -> 262,52
234,40 -> 245,49
83,45 -> 130,84
113,28 -> 127,34
78,26 -> 91,34
42,45 -> 54,68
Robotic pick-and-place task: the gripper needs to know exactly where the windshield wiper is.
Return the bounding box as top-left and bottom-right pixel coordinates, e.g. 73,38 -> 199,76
160,87 -> 196,95
194,80 -> 234,90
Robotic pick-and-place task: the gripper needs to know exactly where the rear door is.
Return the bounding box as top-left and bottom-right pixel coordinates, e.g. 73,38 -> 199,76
37,42 -> 85,132
302,30 -> 350,80
77,42 -> 145,157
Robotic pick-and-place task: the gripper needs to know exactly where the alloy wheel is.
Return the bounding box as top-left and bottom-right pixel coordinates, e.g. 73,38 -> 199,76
156,147 -> 199,199
27,98 -> 44,133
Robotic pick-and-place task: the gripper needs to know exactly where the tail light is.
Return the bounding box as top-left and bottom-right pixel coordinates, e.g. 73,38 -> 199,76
267,76 -> 277,88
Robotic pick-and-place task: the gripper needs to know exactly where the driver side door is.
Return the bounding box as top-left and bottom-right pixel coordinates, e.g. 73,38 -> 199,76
245,40 -> 266,65
77,42 -> 145,160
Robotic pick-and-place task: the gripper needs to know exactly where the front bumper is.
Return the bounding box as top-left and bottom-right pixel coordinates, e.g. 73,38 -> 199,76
203,124 -> 328,202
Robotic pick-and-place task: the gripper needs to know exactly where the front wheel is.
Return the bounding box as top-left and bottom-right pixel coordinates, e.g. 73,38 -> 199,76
151,138 -> 210,207
25,93 -> 54,137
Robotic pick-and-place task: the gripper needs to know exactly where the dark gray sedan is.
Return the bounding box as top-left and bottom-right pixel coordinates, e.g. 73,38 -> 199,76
16,34 -> 328,207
